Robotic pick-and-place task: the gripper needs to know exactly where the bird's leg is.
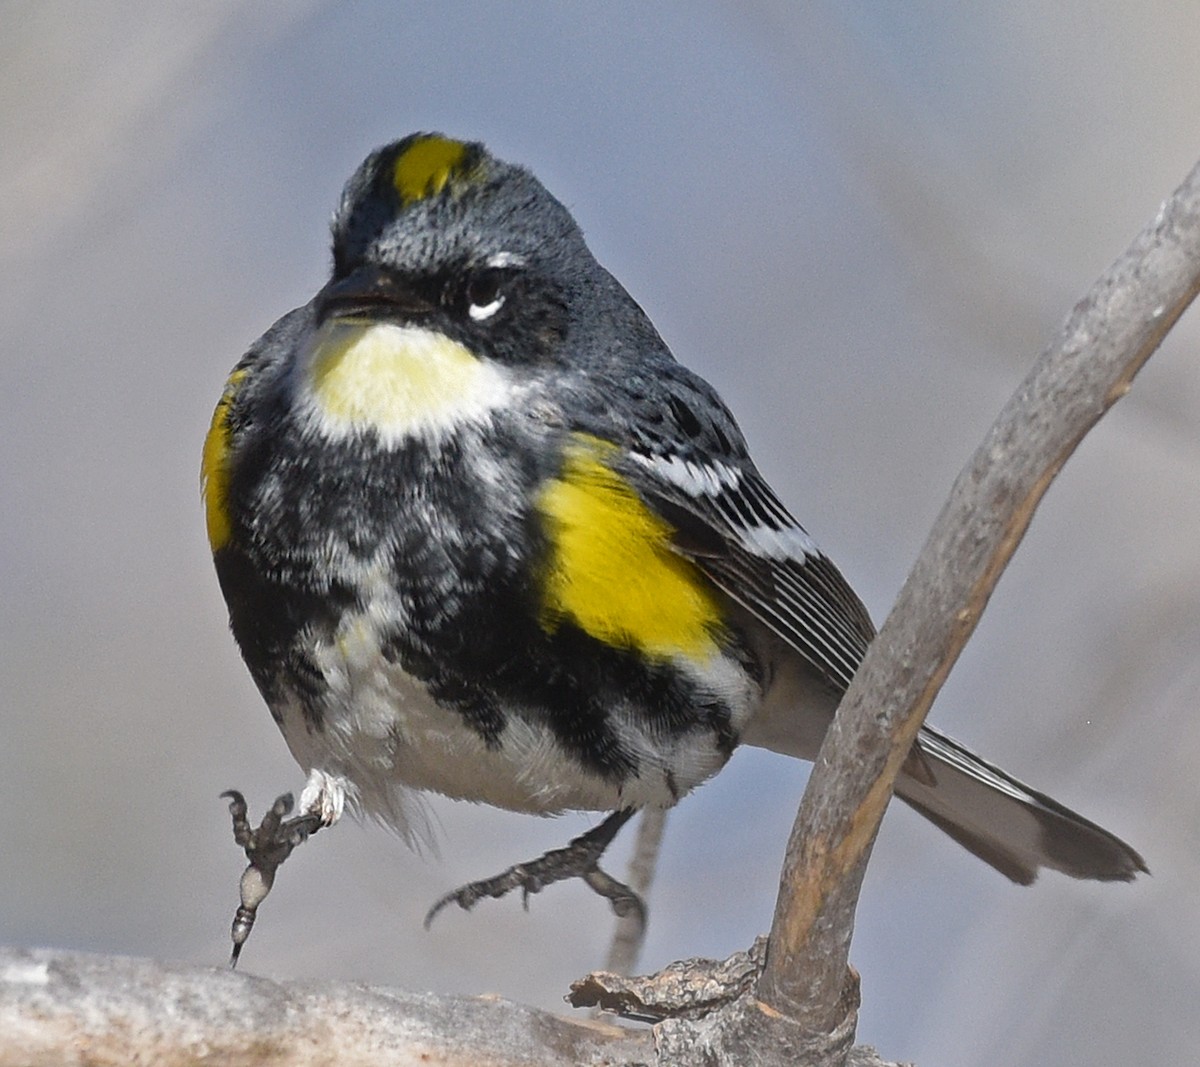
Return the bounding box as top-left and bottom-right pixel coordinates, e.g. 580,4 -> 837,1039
424,808 -> 645,932
222,789 -> 324,967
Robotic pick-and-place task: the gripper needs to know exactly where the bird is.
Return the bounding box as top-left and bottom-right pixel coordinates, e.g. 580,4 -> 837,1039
202,133 -> 1146,961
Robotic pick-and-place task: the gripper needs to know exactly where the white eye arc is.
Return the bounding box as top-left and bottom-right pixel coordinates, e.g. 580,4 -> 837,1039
466,267 -> 508,321
468,293 -> 505,321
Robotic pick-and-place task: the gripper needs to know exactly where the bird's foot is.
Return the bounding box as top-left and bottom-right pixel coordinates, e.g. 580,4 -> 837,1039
424,808 -> 644,932
221,789 -> 324,968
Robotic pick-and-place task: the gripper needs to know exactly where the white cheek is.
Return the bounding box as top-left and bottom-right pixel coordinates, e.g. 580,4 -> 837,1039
468,295 -> 505,321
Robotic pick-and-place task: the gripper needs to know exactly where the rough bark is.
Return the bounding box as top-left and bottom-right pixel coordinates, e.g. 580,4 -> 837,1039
0,947 -> 902,1067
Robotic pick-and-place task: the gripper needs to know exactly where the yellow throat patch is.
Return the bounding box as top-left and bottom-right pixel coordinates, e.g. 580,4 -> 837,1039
306,320 -> 508,443
392,135 -> 478,205
537,436 -> 725,663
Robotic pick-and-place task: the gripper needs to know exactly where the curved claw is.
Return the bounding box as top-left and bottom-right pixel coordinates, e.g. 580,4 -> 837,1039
423,810 -> 641,930
220,790 -> 320,968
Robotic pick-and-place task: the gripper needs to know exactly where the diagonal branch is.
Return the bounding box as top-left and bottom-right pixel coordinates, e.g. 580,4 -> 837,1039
758,158 -> 1200,1029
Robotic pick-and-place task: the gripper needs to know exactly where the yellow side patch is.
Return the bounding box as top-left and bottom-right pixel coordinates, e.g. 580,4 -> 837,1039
307,320 -> 507,442
392,135 -> 472,204
201,367 -> 247,552
537,436 -> 725,663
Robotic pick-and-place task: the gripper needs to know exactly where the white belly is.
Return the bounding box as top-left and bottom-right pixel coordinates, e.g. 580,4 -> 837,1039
270,584 -> 760,840
272,610 -> 694,840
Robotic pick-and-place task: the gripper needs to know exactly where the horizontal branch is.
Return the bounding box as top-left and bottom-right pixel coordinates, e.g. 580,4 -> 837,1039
0,947 -> 644,1067
0,946 -> 903,1066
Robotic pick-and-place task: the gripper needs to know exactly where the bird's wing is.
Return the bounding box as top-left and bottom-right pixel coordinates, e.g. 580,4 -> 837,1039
618,447 -> 875,691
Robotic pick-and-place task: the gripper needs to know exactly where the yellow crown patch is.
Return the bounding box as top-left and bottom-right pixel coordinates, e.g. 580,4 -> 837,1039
392,135 -> 478,205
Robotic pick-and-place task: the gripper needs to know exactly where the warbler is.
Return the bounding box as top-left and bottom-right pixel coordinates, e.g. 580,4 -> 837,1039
204,133 -> 1145,957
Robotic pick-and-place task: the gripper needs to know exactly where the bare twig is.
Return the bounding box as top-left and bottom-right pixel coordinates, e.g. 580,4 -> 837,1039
757,159 -> 1200,1030
604,807 -> 669,976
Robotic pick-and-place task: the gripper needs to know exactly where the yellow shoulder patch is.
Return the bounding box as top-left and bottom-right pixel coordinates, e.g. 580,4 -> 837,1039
537,436 -> 725,663
201,368 -> 247,552
392,135 -> 476,205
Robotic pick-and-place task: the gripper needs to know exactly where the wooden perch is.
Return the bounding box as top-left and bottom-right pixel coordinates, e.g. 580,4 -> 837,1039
0,947 -> 900,1067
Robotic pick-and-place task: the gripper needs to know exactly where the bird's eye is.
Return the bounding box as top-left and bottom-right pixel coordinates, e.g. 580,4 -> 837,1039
466,269 -> 506,321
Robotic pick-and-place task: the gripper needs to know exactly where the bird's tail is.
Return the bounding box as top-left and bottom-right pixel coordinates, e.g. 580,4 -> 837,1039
896,725 -> 1147,884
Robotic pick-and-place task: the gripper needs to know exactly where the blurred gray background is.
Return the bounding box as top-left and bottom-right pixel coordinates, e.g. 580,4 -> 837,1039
2,3 -> 1197,1064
